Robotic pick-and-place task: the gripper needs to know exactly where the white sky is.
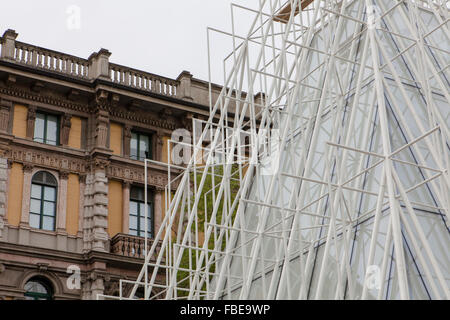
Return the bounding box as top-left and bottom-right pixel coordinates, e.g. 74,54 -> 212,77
0,0 -> 255,85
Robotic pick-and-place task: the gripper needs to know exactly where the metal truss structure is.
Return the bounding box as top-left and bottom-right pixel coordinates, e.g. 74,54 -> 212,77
115,0 -> 449,300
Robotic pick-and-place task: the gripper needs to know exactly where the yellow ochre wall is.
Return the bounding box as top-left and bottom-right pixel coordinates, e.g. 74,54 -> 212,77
68,116 -> 82,149
12,104 -> 28,138
107,180 -> 123,237
66,174 -> 80,236
109,123 -> 122,156
161,136 -> 171,163
7,163 -> 24,226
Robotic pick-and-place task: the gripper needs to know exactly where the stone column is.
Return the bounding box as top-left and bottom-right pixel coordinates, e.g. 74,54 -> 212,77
123,125 -> 132,158
57,171 -> 69,232
0,158 -> 7,239
122,181 -> 131,234
0,29 -> 18,61
26,105 -> 36,139
18,164 -> 33,245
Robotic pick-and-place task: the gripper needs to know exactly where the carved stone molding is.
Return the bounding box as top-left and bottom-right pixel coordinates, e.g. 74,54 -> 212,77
106,164 -> 168,189
60,114 -> 72,146
109,108 -> 178,131
23,163 -> 34,173
91,158 -> 110,171
59,171 -> 70,180
79,174 -> 87,184
11,148 -> 86,174
122,180 -> 132,189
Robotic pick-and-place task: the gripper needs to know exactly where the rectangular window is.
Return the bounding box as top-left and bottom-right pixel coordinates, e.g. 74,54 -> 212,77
129,186 -> 153,238
34,112 -> 59,145
130,132 -> 152,161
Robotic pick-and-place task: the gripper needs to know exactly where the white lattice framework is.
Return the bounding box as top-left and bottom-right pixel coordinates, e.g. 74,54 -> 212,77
105,0 -> 449,300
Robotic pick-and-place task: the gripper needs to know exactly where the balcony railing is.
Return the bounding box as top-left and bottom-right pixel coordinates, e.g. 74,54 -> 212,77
110,233 -> 162,259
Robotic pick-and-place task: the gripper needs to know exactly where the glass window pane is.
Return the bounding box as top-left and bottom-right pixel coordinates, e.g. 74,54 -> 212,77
44,186 -> 56,201
130,133 -> 138,160
129,229 -> 137,236
130,201 -> 138,214
46,115 -> 58,145
129,216 -> 137,230
147,218 -> 152,232
139,135 -> 149,160
42,216 -> 54,231
30,199 -> 41,214
34,114 -> 45,142
29,213 -> 40,229
43,201 -> 55,216
140,217 -> 146,231
25,281 -> 47,294
31,184 -> 42,199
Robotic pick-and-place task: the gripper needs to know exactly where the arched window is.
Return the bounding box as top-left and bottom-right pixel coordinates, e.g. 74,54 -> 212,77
29,171 -> 57,231
24,277 -> 53,300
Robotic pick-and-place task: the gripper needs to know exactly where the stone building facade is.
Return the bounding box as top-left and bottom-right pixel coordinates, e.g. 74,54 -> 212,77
0,29 -> 246,300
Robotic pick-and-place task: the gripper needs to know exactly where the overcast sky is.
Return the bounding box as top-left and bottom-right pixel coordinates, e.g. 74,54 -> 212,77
0,0 -> 253,84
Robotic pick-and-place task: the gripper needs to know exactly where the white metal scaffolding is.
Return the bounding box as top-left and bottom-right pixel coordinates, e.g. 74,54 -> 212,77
118,0 -> 449,300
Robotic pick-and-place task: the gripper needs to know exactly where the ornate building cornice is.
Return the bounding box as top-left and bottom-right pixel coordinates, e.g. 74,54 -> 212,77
0,85 -> 90,113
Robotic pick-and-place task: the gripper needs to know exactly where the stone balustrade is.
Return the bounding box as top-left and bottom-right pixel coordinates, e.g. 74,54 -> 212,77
13,41 -> 90,79
110,233 -> 162,259
0,29 -> 180,99
110,63 -> 178,97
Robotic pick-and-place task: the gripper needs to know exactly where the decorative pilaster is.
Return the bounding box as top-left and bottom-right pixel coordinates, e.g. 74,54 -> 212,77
122,181 -> 131,234
18,164 -> 33,245
26,105 -> 36,139
56,170 -> 69,251
77,174 -> 86,239
155,131 -> 164,162
83,159 -> 109,253
0,99 -> 12,133
123,125 -> 132,158
60,114 -> 72,146
93,91 -> 110,151
56,171 -> 69,233
19,164 -> 33,226
0,158 -> 7,239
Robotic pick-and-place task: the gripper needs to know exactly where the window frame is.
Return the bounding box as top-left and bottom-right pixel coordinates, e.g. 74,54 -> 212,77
33,111 -> 60,146
24,277 -> 53,300
129,186 -> 154,238
130,131 -> 153,161
29,171 -> 57,232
